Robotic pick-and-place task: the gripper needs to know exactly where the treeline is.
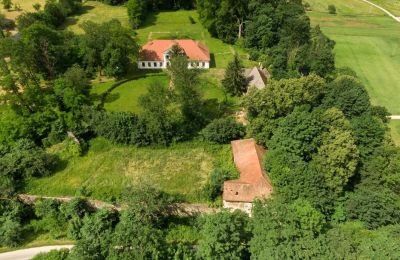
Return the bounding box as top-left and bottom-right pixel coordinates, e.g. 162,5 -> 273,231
197,0 -> 335,79
242,70 -> 400,257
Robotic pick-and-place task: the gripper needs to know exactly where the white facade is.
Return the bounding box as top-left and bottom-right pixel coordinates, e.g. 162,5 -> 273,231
137,60 -> 210,69
138,50 -> 210,69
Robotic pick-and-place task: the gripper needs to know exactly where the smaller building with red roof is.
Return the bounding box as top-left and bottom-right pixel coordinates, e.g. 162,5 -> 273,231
223,139 -> 273,213
138,40 -> 210,69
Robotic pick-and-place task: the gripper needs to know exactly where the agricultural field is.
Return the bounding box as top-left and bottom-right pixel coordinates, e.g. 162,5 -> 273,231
307,0 -> 400,142
25,138 -> 237,203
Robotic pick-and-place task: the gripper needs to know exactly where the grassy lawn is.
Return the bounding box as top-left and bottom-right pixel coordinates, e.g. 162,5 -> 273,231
64,1 -> 129,32
25,137 -> 236,203
91,73 -> 169,113
389,120 -> 400,146
308,0 -> 400,116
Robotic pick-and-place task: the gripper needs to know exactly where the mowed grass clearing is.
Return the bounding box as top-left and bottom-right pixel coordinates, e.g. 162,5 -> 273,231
25,138 -> 236,202
308,0 -> 400,141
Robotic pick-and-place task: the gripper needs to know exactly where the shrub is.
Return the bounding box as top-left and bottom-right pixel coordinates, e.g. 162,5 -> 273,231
32,249 -> 70,260
203,168 -> 232,201
201,118 -> 246,144
328,4 -> 336,15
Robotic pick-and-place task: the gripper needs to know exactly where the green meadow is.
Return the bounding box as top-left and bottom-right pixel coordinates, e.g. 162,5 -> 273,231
25,138 -> 236,203
308,0 -> 400,142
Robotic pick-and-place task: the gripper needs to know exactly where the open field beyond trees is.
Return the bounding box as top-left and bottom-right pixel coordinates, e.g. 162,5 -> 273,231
25,138 -> 236,203
308,0 -> 400,143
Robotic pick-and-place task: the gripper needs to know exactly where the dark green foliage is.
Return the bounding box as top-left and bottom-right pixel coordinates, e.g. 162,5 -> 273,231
307,25 -> 336,77
202,168 -> 232,201
126,0 -> 146,28
72,209 -> 117,259
323,75 -> 371,118
201,117 -> 246,144
268,108 -> 323,160
89,110 -> 139,145
2,0 -> 12,10
31,249 -> 70,260
222,54 -> 246,96
197,0 -> 248,44
244,74 -> 326,120
53,64 -> 91,116
79,19 -> 139,77
250,198 -> 326,259
197,211 -> 250,259
350,115 -> 386,159
32,199 -> 67,238
328,4 -> 337,14
344,188 -> 400,229
0,200 -> 27,247
109,186 -> 169,259
168,55 -> 206,135
0,140 -> 56,196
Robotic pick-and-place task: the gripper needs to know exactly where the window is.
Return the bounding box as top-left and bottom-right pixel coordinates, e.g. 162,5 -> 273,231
160,62 -> 163,67
154,62 -> 157,67
166,55 -> 170,59
148,62 -> 151,67
142,62 -> 145,67
202,62 -> 205,67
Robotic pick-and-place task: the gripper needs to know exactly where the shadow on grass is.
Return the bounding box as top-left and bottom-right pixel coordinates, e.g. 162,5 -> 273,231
59,5 -> 95,30
96,70 -> 164,110
139,12 -> 158,29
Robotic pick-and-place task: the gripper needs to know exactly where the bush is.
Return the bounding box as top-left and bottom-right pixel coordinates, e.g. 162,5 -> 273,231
203,168 -> 233,201
328,4 -> 336,14
32,249 -> 70,260
201,118 -> 246,144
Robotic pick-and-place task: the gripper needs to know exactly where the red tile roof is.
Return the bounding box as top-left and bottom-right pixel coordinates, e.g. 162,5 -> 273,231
139,40 -> 210,61
223,139 -> 273,203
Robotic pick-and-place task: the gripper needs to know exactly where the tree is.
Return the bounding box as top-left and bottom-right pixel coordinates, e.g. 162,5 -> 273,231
2,0 -> 12,10
109,186 -> 168,259
197,211 -> 250,259
312,127 -> 359,194
201,117 -> 246,144
53,65 -> 91,118
250,198 -> 326,259
168,55 -> 205,134
80,20 -> 139,77
222,54 -> 246,96
322,75 -> 371,118
328,4 -> 336,15
0,14 -> 6,38
0,139 -> 56,196
73,209 -> 117,260
126,0 -> 146,29
344,188 -> 400,229
244,74 -> 326,120
138,82 -> 178,146
308,25 -> 335,77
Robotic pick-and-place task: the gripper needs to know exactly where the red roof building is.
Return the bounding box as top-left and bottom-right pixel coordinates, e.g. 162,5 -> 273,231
223,139 -> 273,212
138,40 -> 210,69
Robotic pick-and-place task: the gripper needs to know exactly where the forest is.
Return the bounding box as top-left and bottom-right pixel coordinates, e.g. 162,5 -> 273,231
1,0 -> 400,259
